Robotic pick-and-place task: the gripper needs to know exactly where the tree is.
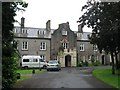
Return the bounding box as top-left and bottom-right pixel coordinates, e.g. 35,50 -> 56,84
78,0 -> 120,74
2,2 -> 28,89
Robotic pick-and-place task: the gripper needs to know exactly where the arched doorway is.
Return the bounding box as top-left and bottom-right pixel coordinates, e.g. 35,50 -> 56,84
102,55 -> 105,65
65,55 -> 71,67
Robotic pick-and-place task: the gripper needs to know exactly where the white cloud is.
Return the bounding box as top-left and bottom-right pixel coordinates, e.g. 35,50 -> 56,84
14,0 -> 92,32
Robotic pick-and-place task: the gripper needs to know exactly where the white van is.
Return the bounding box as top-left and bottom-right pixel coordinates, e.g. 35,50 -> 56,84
21,55 -> 47,69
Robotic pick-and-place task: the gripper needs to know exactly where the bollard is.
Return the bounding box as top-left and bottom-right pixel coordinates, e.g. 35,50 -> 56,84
32,69 -> 35,74
39,67 -> 41,71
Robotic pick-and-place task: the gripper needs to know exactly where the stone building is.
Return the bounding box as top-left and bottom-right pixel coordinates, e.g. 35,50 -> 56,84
14,18 -> 110,67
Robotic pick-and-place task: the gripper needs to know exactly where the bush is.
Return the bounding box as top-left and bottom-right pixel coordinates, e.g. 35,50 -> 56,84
93,60 -> 101,66
83,60 -> 89,66
2,56 -> 17,89
77,60 -> 89,67
77,61 -> 83,67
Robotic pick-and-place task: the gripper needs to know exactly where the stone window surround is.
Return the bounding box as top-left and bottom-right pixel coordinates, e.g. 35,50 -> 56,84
40,55 -> 46,61
40,42 -> 46,50
80,44 -> 84,51
93,44 -> 98,51
22,41 -> 28,50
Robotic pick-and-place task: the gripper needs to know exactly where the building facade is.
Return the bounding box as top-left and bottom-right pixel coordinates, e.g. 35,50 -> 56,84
14,19 -> 110,67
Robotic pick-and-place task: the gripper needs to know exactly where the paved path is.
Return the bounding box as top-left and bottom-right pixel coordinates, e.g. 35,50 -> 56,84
13,66 -> 115,88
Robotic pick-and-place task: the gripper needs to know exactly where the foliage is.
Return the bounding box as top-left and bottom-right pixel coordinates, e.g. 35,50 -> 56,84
77,61 -> 83,67
59,46 -> 64,52
77,60 -> 88,67
78,0 -> 120,74
2,2 -> 28,90
92,60 -> 101,66
2,56 -> 17,89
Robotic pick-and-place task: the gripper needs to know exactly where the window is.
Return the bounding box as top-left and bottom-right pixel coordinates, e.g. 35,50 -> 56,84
43,31 -> 45,35
21,28 -> 27,34
62,30 -> 67,35
88,55 -> 91,60
14,28 -> 17,33
23,59 -> 29,62
80,44 -> 84,51
77,33 -> 82,38
38,30 -> 46,35
40,55 -> 46,61
40,42 -> 46,50
62,43 -> 68,49
22,41 -> 28,50
33,59 -> 38,62
93,45 -> 97,51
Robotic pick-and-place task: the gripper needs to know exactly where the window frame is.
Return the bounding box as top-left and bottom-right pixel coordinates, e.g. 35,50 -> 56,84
80,44 -> 85,51
40,55 -> 46,61
62,30 -> 67,35
62,43 -> 68,49
22,41 -> 28,50
93,45 -> 98,51
40,42 -> 46,50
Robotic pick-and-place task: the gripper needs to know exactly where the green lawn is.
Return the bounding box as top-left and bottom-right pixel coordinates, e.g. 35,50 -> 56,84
92,68 -> 120,89
16,69 -> 46,82
16,69 -> 45,74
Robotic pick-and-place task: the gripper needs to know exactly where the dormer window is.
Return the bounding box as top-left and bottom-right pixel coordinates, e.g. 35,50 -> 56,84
62,29 -> 67,35
21,28 -> 27,34
77,33 -> 82,37
38,30 -> 46,35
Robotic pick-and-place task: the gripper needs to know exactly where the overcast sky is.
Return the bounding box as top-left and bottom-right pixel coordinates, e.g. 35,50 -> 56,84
14,0 -> 92,32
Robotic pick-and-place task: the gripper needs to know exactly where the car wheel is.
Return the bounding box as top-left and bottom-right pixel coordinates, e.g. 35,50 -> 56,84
47,69 -> 49,71
24,66 -> 28,69
43,65 -> 47,69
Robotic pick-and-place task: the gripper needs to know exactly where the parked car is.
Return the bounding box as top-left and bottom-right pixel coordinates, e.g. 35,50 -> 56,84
47,60 -> 61,71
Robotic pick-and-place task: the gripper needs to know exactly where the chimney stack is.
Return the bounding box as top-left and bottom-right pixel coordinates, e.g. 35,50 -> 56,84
46,20 -> 51,31
21,17 -> 25,28
78,24 -> 83,33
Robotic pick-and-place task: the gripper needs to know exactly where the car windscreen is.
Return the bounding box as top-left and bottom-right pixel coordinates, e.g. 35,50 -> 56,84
48,61 -> 57,64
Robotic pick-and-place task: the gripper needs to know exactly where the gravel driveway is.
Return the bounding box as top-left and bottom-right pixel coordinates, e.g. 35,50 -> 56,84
13,66 -> 115,89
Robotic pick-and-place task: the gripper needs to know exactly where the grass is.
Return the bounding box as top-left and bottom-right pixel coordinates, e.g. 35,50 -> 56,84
16,69 -> 46,82
92,68 -> 120,89
16,69 -> 45,74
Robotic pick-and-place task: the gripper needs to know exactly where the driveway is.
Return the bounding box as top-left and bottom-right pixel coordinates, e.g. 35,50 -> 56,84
13,66 -> 114,88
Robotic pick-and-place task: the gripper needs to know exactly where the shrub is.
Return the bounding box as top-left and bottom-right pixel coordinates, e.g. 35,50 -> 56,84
93,60 -> 101,66
2,56 -> 17,89
77,61 -> 83,67
83,60 -> 89,66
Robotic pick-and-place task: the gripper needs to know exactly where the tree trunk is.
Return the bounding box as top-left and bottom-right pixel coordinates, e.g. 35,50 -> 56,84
115,51 -> 119,70
110,52 -> 115,75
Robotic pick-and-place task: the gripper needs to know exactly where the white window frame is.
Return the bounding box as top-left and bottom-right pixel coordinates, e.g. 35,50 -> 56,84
22,41 -> 28,50
62,43 -> 68,49
40,55 -> 46,60
93,45 -> 98,51
43,30 -> 45,35
40,42 -> 46,50
80,44 -> 84,51
38,30 -> 46,35
21,28 -> 27,34
14,28 -> 17,33
62,30 -> 67,35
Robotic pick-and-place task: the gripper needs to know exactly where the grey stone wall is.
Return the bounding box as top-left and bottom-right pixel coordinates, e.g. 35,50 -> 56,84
77,40 -> 101,63
51,22 -> 77,59
15,37 -> 51,62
